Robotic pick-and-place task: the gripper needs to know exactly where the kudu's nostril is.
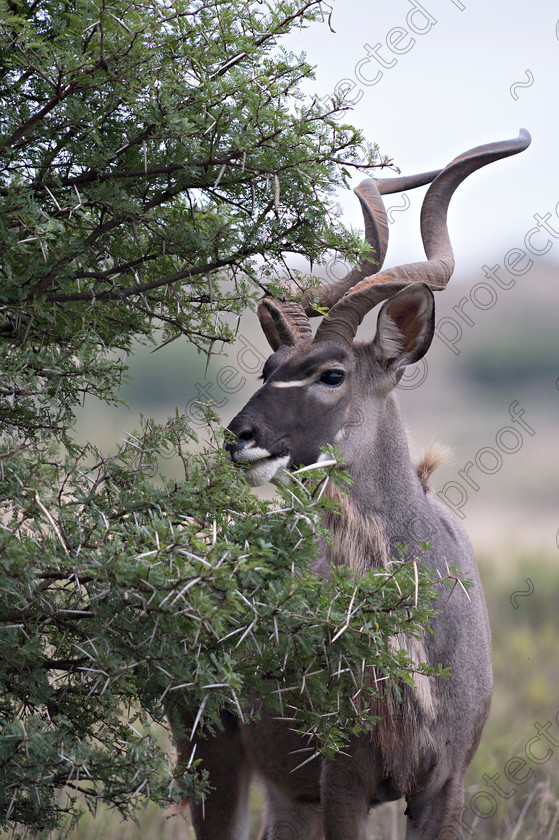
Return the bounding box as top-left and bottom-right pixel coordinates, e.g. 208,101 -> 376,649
237,428 -> 254,443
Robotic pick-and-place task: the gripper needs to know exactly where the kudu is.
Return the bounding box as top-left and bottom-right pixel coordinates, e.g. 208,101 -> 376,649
174,130 -> 531,840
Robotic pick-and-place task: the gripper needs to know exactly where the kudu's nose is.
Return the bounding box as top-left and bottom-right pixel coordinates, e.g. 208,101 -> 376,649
236,426 -> 255,442
225,415 -> 257,457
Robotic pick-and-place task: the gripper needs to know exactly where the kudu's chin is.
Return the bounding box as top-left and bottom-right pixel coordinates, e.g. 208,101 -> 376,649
230,444 -> 290,486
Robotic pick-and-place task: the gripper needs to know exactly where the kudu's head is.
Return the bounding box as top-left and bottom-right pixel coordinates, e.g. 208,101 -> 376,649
226,131 -> 531,486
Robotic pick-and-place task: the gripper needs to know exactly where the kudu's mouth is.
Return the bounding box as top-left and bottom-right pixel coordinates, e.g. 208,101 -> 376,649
229,442 -> 290,487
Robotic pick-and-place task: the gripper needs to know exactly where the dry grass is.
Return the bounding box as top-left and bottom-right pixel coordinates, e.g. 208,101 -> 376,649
61,781 -> 559,840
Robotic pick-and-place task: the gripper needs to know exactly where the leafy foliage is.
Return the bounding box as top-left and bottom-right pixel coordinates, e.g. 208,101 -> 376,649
0,416 -> 456,833
0,0 -> 450,835
0,0 -> 384,441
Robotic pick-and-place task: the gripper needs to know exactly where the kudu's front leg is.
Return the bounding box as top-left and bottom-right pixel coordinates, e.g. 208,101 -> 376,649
320,757 -> 371,840
404,773 -> 465,840
257,783 -> 323,840
173,709 -> 252,840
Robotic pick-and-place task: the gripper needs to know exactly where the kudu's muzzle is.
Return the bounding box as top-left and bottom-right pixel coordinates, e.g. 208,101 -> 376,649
226,405 -> 291,487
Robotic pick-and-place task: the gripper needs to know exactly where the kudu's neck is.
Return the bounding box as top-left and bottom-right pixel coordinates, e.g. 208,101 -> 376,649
349,392 -> 422,509
323,391 -> 428,571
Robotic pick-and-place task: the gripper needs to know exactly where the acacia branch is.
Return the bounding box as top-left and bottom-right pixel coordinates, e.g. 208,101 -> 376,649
74,254 -> 159,281
3,21 -> 146,150
212,0 -> 325,78
29,184 -> 187,295
43,214 -> 307,303
3,80 -> 81,149
43,252 -> 253,302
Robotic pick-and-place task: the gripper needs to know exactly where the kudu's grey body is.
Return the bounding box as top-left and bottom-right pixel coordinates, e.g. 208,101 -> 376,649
173,130 -> 530,839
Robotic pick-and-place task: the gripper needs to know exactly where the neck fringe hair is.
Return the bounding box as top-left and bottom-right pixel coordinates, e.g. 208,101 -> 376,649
321,482 -> 437,793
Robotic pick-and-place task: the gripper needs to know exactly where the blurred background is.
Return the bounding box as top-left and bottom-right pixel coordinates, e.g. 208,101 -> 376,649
72,1 -> 559,836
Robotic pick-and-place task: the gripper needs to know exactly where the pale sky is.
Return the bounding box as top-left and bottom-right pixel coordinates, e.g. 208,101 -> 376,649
284,0 -> 559,275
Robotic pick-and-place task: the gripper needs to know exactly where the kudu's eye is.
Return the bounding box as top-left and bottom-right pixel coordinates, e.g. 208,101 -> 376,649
319,369 -> 345,386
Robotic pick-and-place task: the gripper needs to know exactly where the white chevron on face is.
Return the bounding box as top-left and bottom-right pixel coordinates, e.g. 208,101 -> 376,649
268,374 -> 316,388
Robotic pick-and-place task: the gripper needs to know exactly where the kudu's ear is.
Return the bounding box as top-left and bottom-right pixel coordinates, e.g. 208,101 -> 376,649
372,283 -> 435,375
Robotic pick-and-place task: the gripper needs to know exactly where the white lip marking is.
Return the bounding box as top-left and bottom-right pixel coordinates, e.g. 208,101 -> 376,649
233,446 -> 272,463
231,442 -> 289,486
244,455 -> 290,486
